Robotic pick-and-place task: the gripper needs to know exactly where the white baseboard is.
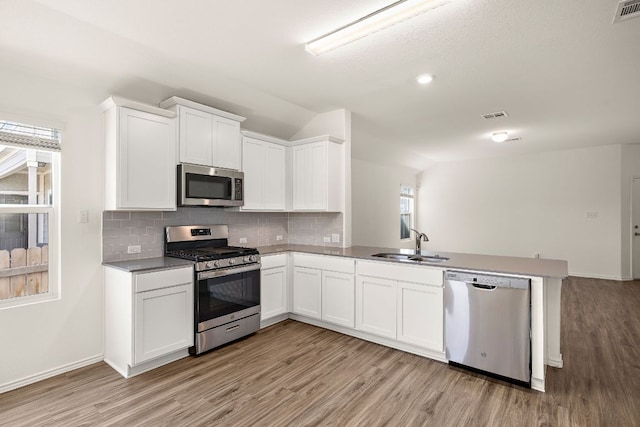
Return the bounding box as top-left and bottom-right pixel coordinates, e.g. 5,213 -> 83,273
0,354 -> 104,394
569,273 -> 629,281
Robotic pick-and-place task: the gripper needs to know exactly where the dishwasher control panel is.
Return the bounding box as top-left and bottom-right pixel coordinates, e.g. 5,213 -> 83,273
445,271 -> 529,289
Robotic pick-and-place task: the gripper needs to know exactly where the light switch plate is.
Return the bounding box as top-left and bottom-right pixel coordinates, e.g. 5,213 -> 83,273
276,235 -> 283,241
78,210 -> 88,223
323,236 -> 331,243
239,237 -> 248,244
331,234 -> 340,243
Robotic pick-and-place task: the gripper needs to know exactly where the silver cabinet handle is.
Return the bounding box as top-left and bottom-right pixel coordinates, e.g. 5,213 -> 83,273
226,325 -> 240,333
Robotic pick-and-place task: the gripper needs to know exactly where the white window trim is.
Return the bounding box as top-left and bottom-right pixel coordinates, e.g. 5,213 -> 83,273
400,184 -> 415,242
0,153 -> 60,310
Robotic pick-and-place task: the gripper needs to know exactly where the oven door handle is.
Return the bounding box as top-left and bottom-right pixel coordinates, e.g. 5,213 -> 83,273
197,263 -> 261,280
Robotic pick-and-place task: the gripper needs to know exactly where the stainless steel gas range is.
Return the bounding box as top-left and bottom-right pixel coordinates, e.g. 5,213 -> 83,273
165,224 -> 261,355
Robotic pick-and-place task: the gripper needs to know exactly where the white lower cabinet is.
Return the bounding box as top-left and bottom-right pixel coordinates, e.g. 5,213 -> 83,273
104,265 -> 194,378
134,283 -> 193,364
322,271 -> 355,328
397,281 -> 444,351
292,266 -> 322,319
260,254 -> 288,322
355,260 -> 444,352
292,253 -> 356,326
355,276 -> 397,339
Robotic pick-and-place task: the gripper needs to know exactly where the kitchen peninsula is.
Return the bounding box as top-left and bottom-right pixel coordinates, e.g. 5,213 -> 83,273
257,244 -> 568,392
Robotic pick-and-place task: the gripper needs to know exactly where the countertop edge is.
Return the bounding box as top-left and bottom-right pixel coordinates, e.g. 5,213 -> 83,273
256,245 -> 569,280
103,257 -> 194,273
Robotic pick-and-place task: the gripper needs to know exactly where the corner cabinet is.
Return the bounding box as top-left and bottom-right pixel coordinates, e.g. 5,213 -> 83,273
292,253 -> 355,327
291,136 -> 344,212
241,131 -> 286,211
101,96 -> 177,211
104,265 -> 194,378
160,96 -> 245,170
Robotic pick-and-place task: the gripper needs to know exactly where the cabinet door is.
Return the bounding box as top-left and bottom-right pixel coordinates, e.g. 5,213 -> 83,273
118,107 -> 176,210
179,106 -> 213,165
322,271 -> 355,328
213,116 -> 241,170
355,276 -> 397,339
291,145 -> 309,210
292,266 -> 321,319
263,143 -> 286,210
134,283 -> 194,365
308,142 -> 328,210
242,138 -> 265,209
261,266 -> 288,321
397,282 -> 443,351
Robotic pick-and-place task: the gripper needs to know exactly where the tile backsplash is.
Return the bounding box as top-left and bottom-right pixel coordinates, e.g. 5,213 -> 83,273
102,208 -> 343,262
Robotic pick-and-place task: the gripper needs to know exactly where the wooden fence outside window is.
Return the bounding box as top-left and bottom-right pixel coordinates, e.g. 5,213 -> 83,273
0,245 -> 48,300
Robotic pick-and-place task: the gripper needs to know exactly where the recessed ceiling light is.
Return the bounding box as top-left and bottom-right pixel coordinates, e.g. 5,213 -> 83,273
416,73 -> 434,85
491,131 -> 509,143
305,0 -> 452,56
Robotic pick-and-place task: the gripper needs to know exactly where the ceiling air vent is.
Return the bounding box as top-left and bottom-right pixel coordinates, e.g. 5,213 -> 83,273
613,0 -> 640,23
482,110 -> 509,120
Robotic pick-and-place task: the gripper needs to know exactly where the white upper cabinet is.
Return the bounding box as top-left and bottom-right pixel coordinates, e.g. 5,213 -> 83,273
160,97 -> 245,170
178,106 -> 212,165
291,136 -> 344,212
241,131 -> 286,211
101,97 -> 177,211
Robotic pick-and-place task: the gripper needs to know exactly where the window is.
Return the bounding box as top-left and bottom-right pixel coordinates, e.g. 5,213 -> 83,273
0,120 -> 60,306
400,185 -> 414,240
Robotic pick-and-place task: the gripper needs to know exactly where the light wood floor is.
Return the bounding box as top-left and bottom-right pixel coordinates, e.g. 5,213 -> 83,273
1,277 -> 640,426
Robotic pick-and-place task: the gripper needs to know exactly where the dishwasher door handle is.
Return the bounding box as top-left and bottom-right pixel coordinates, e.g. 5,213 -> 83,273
468,282 -> 497,290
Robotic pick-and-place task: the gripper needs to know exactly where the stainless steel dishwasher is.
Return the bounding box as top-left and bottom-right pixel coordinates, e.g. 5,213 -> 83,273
445,270 -> 531,386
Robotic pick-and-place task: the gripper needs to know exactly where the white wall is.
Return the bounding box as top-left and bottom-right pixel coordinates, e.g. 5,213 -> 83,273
0,67 -> 105,391
417,145 -> 623,279
352,159 -> 418,250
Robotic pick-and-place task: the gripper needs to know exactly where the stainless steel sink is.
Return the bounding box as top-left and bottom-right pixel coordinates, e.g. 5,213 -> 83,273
371,253 -> 449,263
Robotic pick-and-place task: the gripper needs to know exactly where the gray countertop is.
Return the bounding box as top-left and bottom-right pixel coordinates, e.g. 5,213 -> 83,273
257,244 -> 568,279
103,257 -> 194,273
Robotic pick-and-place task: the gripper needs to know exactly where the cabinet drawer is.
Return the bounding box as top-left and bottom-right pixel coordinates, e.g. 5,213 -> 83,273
135,266 -> 193,293
357,260 -> 443,286
261,253 -> 287,269
293,253 -> 354,274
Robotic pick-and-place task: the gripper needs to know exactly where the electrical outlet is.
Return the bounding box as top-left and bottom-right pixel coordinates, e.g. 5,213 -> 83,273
127,245 -> 141,254
276,235 -> 283,241
331,234 -> 340,243
239,237 -> 247,244
323,236 -> 331,243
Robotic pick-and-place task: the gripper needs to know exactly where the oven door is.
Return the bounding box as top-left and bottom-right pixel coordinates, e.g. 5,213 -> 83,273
196,264 -> 260,332
178,163 -> 244,207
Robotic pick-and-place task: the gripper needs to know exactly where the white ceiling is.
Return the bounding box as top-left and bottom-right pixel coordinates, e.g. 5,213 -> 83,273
1,0 -> 639,172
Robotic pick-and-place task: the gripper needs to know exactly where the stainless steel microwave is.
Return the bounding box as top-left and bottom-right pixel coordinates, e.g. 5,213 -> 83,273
177,163 -> 244,207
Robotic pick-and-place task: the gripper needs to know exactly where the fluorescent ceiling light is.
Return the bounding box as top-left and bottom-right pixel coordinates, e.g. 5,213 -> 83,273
305,0 -> 451,56
491,132 -> 509,143
416,73 -> 434,84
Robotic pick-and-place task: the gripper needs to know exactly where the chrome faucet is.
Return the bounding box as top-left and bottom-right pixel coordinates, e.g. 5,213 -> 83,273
410,229 -> 429,254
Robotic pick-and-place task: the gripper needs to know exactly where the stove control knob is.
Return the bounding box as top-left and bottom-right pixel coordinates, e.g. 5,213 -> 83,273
243,256 -> 251,263
213,260 -> 220,268
229,259 -> 236,265
251,255 -> 258,262
206,261 -> 215,269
